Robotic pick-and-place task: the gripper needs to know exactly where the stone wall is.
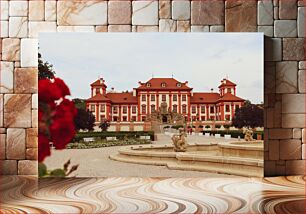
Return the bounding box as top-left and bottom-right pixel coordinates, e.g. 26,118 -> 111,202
0,0 -> 305,176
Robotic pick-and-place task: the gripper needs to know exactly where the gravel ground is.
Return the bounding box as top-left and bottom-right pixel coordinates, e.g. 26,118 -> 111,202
44,134 -> 239,177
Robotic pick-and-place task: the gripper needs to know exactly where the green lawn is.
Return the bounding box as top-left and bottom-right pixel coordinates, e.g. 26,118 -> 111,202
66,139 -> 151,149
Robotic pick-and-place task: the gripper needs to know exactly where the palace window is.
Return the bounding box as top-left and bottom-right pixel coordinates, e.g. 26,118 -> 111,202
142,95 -> 146,101
100,105 -> 105,112
227,88 -> 232,93
210,106 -> 215,113
100,115 -> 105,121
192,106 -> 196,114
95,88 -> 100,94
90,105 -> 95,112
235,105 -> 239,110
173,94 -> 177,101
176,83 -> 182,87
201,106 -> 205,113
161,82 -> 167,87
113,106 -> 118,114
225,105 -> 230,112
173,105 -> 177,113
132,106 -> 137,113
141,105 -> 146,114
201,116 -> 205,121
182,105 -> 187,114
182,95 -> 187,101
113,116 -> 118,121
162,94 -> 166,101
146,83 -> 151,87
123,106 -> 127,114
151,95 -> 155,101
151,104 -> 156,113
131,116 -> 137,121
192,116 -> 197,121
210,116 -> 215,120
142,116 -> 146,121
122,116 -> 127,121
225,115 -> 230,120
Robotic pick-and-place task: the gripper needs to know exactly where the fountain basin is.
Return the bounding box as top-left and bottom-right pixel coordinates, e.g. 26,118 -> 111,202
109,141 -> 263,177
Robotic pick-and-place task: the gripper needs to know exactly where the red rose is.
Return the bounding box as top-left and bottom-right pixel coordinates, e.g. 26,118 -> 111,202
39,79 -> 62,103
50,118 -> 76,150
54,99 -> 77,119
54,78 -> 71,97
38,134 -> 51,162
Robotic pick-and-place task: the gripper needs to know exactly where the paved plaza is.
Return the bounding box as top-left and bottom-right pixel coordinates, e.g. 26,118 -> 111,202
44,133 -> 238,177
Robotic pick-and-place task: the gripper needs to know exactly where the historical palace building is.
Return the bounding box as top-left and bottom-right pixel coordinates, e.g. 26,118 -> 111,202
86,77 -> 245,124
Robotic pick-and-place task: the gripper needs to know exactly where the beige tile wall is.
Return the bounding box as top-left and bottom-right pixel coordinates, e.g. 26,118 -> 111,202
0,0 -> 305,176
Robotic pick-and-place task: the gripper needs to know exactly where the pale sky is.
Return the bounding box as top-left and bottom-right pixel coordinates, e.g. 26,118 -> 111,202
39,33 -> 264,104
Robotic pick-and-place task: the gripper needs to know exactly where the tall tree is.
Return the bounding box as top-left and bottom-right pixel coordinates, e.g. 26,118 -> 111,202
232,102 -> 264,128
99,118 -> 110,131
74,108 -> 95,131
72,98 -> 86,110
38,52 -> 55,80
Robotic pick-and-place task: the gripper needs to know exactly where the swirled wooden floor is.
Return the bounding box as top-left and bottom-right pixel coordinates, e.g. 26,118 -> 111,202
0,176 -> 305,214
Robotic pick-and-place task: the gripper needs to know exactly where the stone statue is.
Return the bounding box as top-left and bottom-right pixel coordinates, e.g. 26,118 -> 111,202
244,128 -> 254,141
171,128 -> 187,152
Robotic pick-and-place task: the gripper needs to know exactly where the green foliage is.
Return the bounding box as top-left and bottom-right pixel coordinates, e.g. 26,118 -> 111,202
67,139 -> 151,149
223,124 -> 231,129
163,125 -> 170,129
74,108 -> 95,131
232,101 -> 264,128
50,169 -> 66,177
205,125 -> 211,129
72,131 -> 155,142
38,163 -> 47,177
38,53 -> 55,80
198,125 -> 204,128
215,125 -> 221,129
73,98 -> 86,110
99,119 -> 110,131
38,160 -> 79,178
171,125 -> 183,129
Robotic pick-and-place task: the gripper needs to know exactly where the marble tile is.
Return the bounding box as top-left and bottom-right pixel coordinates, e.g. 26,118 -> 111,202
192,0 -> 224,25
6,128 -> 26,159
274,20 -> 297,37
258,0 -> 274,25
0,134 -> 5,159
108,1 -> 131,24
299,61 -> 306,69
4,94 -> 31,128
0,62 -> 14,93
32,110 -> 38,128
172,1 -> 190,21
26,128 -> 38,148
280,139 -> 302,160
191,25 -> 209,32
9,17 -> 28,38
45,1 -> 57,21
0,1 -> 9,20
297,7 -> 305,37
264,38 -> 282,61
269,128 -> 293,139
282,94 -> 305,114
159,1 -> 171,19
108,25 -> 131,32
0,21 -> 9,37
258,26 -> 274,37
14,68 -> 38,94
264,62 -> 276,94
177,21 -> 190,32
225,0 -> 257,32
279,0 -> 297,19
132,1 -> 158,25
57,0 -> 107,25
26,148 -> 38,160
2,38 -> 20,61
0,160 -> 17,175
298,70 -> 305,93
18,160 -> 38,175
302,144 -> 306,159
210,25 -> 225,32
0,95 -> 3,127
32,94 -> 38,109
303,129 -> 306,143
9,1 -> 28,17
283,38 -> 305,61
159,19 -> 177,32
282,114 -> 305,128
57,26 -> 95,32
20,39 -> 38,67
285,160 -> 305,175
136,26 -> 159,32
274,7 -> 279,20
293,128 -> 302,139
29,1 -> 45,21
298,0 -> 305,6
29,21 -> 57,38
95,26 -> 108,32
276,61 -> 298,93
268,140 -> 279,160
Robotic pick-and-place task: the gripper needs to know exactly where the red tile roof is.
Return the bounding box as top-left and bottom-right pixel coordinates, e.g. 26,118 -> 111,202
106,92 -> 138,104
191,93 -> 220,103
91,79 -> 107,87
137,78 -> 192,90
218,79 -> 236,88
86,93 -> 111,102
218,93 -> 244,102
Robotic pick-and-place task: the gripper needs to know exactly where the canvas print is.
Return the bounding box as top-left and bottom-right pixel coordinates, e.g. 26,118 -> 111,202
38,33 -> 264,177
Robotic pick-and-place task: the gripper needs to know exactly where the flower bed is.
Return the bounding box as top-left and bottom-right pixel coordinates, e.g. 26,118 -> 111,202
202,130 -> 264,139
66,139 -> 151,149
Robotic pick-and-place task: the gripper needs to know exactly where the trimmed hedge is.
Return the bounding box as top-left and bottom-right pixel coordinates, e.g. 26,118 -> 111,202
72,131 -> 155,142
67,139 -> 151,149
202,130 -> 264,139
171,125 -> 184,129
